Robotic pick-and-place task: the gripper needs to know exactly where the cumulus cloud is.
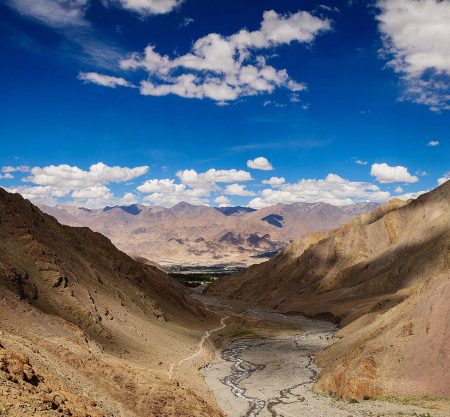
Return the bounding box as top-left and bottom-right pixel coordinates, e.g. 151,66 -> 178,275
8,162 -> 149,208
224,183 -> 255,196
2,165 -> 30,173
104,0 -> 182,16
247,157 -> 273,171
214,195 -> 231,207
89,10 -> 331,102
395,190 -> 428,200
371,163 -> 418,184
427,140 -> 440,147
25,162 -> 149,188
78,72 -> 134,88
137,178 -> 209,206
136,168 -> 253,206
0,173 -> 14,179
5,186 -> 60,206
395,186 -> 403,193
137,178 -> 185,194
229,9 -> 331,48
8,184 -> 139,208
248,173 -> 391,208
438,172 -> 450,185
176,168 -> 252,190
377,0 -> 450,111
262,176 -> 285,187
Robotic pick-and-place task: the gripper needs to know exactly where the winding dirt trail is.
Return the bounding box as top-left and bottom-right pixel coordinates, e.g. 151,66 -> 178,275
168,315 -> 228,380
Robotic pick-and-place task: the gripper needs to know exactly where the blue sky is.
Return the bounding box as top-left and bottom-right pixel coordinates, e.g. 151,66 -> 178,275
0,0 -> 449,208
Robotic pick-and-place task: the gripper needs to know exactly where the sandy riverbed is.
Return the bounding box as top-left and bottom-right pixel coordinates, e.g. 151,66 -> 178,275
202,310 -> 448,417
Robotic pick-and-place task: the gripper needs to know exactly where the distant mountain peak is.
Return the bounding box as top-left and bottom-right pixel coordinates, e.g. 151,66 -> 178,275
103,204 -> 143,215
171,201 -> 196,209
215,206 -> 256,216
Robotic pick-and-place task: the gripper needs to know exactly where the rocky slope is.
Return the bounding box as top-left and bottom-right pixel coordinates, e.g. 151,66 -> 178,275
206,181 -> 450,401
41,201 -> 378,267
0,187 -> 223,416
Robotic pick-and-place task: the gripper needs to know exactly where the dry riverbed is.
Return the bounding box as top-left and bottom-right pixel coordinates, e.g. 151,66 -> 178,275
195,295 -> 448,417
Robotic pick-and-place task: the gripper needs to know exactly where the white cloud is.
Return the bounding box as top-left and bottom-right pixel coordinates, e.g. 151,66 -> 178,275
136,169 -> 253,207
438,172 -> 450,185
25,162 -> 149,189
416,169 -> 428,177
318,5 -> 339,13
71,189 -> 139,208
176,168 -> 252,190
2,165 -> 30,173
7,184 -> 139,208
247,156 -> 273,171
105,0 -> 182,16
71,185 -> 112,199
7,0 -> 181,27
229,9 -> 331,48
9,162 -> 149,208
0,173 -> 14,179
262,176 -> 285,187
396,190 -> 428,200
180,17 -> 194,27
137,178 -> 188,194
7,0 -> 89,28
102,10 -> 331,102
137,178 -> 208,207
427,140 -> 440,147
6,186 -> 59,206
248,173 -> 391,208
78,72 -> 134,88
355,159 -> 367,165
395,186 -> 403,193
370,163 -> 419,183
214,195 -> 231,207
377,0 -> 450,111
224,183 -> 255,196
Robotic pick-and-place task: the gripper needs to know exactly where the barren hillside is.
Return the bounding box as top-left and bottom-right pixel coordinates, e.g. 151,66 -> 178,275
207,181 -> 450,400
0,188 -> 224,416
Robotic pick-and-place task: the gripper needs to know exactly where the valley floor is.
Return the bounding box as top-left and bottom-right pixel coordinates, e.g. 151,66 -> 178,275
193,294 -> 450,417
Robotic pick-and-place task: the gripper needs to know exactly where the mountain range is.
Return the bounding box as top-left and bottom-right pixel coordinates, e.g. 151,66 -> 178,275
40,201 -> 379,267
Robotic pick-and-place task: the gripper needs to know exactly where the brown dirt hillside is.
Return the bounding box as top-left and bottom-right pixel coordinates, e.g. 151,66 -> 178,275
0,188 -> 224,417
206,181 -> 450,400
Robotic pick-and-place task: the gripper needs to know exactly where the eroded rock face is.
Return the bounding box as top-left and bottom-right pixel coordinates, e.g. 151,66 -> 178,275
0,347 -> 102,417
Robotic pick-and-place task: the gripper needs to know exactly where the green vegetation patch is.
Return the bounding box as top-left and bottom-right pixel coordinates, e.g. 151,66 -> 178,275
226,327 -> 260,339
380,395 -> 443,410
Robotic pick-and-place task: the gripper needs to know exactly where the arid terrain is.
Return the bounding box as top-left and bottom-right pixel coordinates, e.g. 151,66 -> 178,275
1,183 -> 449,417
0,188 -> 224,416
40,201 -> 378,267
207,180 -> 450,404
199,299 -> 450,417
